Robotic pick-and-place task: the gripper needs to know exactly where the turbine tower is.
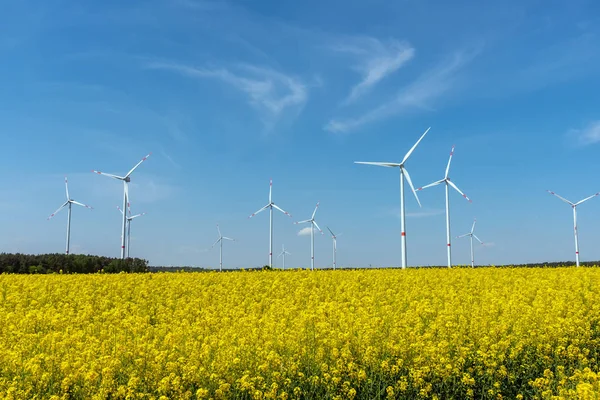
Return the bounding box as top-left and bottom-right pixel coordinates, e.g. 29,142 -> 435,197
417,145 -> 472,268
277,244 -> 291,270
355,127 -> 430,269
211,224 -> 235,272
456,218 -> 484,268
295,202 -> 323,271
117,205 -> 146,258
248,179 -> 292,269
47,176 -> 93,255
326,227 -> 342,270
92,153 -> 151,259
547,190 -> 599,267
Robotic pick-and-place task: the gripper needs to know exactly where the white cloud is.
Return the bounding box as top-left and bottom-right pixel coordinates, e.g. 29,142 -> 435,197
332,37 -> 415,104
147,62 -> 307,129
325,50 -> 475,134
569,121 -> 600,145
297,227 -> 313,236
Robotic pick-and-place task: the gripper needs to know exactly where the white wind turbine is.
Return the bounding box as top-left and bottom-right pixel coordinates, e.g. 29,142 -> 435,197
117,205 -> 146,259
416,145 -> 472,268
211,224 -> 235,272
47,176 -> 93,255
277,244 -> 291,270
248,179 -> 292,268
295,202 -> 323,271
355,127 -> 430,269
326,226 -> 342,270
547,190 -> 599,267
92,153 -> 151,259
456,218 -> 484,268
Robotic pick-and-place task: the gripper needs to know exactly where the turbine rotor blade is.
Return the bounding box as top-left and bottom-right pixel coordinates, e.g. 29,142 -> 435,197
312,220 -> 323,234
248,204 -> 270,219
216,224 -> 222,238
326,226 -> 335,237
272,204 -> 292,217
71,201 -> 93,209
269,178 -> 272,203
117,205 -> 124,215
125,153 -> 152,178
471,218 -> 477,234
401,126 -> 431,165
64,176 -> 70,200
92,170 -> 123,180
295,219 -> 311,225
416,179 -> 445,191
124,182 -> 130,208
311,202 -> 320,219
575,192 -> 600,206
223,237 -> 235,241
547,190 -> 574,206
448,180 -> 472,203
445,145 -> 455,179
456,233 -> 470,238
130,213 -> 146,219
211,238 -> 221,248
354,161 -> 400,167
402,167 -> 422,207
48,202 -> 69,220
473,234 -> 484,244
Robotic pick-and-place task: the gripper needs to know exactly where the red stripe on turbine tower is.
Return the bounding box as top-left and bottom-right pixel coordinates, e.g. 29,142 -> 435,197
401,232 -> 406,236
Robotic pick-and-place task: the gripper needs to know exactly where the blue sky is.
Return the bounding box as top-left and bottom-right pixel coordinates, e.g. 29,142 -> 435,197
2,0 -> 600,268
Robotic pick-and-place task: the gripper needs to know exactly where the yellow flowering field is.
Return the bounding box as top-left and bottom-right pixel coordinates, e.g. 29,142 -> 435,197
1,268 -> 600,399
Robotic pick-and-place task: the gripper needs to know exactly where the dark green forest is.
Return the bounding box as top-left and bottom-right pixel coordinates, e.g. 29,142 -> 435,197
0,253 -> 148,274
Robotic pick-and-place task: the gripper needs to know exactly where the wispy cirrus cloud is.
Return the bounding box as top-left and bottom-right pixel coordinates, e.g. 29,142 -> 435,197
325,49 -> 477,134
331,37 -> 415,104
569,120 -> 600,146
146,62 -> 307,130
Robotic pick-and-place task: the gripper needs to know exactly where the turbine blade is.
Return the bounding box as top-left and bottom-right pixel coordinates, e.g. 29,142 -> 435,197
311,202 -> 320,219
546,190 -> 574,206
269,178 -> 272,203
117,205 -> 124,215
130,212 -> 146,219
313,220 -> 323,234
272,204 -> 292,217
473,234 -> 484,244
575,192 -> 600,206
471,218 -> 477,234
211,238 -> 221,248
416,179 -> 445,191
71,201 -> 93,210
223,237 -> 235,241
216,224 -> 222,238
295,219 -> 311,225
445,145 -> 455,179
124,182 -> 130,208
354,161 -> 400,167
448,180 -> 472,202
248,204 -> 270,219
402,167 -> 422,207
92,170 -> 123,180
401,126 -> 431,165
64,176 -> 70,200
47,202 -> 68,220
326,226 -> 335,237
125,153 -> 152,178
456,233 -> 470,238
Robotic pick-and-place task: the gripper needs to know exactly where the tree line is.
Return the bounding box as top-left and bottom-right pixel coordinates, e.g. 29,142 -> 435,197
0,253 -> 148,274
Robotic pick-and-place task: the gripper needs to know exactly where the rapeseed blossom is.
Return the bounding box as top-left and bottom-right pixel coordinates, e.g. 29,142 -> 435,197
0,267 -> 599,398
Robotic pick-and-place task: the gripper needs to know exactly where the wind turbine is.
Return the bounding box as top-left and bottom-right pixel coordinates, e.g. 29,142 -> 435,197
295,202 -> 323,271
456,218 -> 484,268
416,145 -> 472,268
547,190 -> 599,267
248,179 -> 292,269
277,244 -> 291,270
355,127 -> 430,269
326,227 -> 342,270
211,224 -> 235,272
117,205 -> 146,259
47,176 -> 93,255
92,153 -> 151,259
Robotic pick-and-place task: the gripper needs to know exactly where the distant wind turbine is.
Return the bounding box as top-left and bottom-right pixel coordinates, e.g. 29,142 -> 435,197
295,202 -> 323,271
456,218 -> 484,268
211,224 -> 235,272
547,190 -> 599,267
117,205 -> 146,259
277,244 -> 291,270
248,179 -> 292,269
355,127 -> 430,269
47,176 -> 93,255
417,145 -> 472,268
326,227 -> 342,270
93,153 -> 151,259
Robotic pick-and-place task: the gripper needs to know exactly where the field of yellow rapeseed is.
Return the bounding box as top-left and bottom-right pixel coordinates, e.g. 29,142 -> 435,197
1,267 -> 600,399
